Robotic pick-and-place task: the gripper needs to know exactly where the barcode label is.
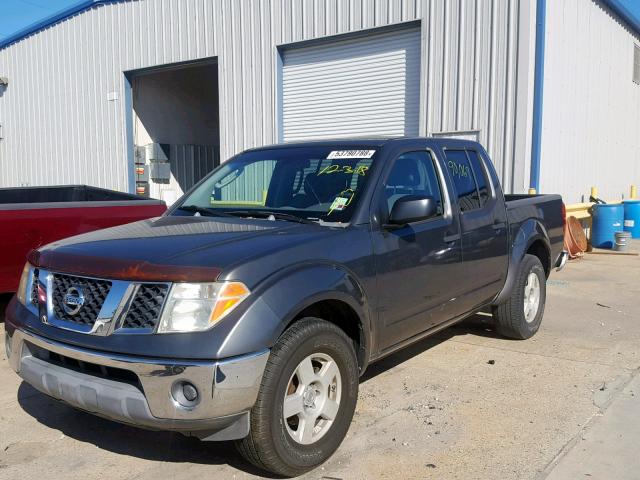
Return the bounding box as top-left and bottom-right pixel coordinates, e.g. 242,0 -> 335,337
327,150 -> 376,159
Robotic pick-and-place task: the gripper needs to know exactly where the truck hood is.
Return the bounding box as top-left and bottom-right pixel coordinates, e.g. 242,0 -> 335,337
30,215 -> 337,283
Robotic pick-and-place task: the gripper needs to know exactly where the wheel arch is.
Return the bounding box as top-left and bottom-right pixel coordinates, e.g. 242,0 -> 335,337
216,263 -> 373,374
284,296 -> 369,375
493,218 -> 551,306
526,238 -> 551,277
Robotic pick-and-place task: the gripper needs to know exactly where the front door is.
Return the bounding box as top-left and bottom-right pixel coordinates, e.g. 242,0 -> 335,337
371,150 -> 464,351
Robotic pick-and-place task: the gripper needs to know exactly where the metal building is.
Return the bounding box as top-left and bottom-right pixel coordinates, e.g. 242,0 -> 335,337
539,0 -> 640,202
0,0 -> 638,204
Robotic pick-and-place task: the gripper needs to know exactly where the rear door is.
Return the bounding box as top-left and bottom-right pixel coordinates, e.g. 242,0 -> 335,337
443,147 -> 509,311
371,148 -> 464,351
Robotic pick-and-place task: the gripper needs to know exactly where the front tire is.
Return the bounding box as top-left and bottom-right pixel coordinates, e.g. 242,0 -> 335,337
492,254 -> 546,339
236,317 -> 359,477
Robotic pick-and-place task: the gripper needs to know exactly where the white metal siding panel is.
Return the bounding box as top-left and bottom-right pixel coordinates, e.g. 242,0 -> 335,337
541,0 -> 640,203
281,28 -> 421,141
634,44 -> 640,84
0,0 -> 532,196
421,0 -> 533,193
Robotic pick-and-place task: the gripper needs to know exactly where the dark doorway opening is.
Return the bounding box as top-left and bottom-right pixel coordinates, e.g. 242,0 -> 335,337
130,60 -> 219,204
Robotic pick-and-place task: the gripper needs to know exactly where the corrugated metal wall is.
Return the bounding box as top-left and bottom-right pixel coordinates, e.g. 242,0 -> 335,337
0,0 -> 534,194
541,0 -> 640,203
217,159 -> 276,203
169,144 -> 219,191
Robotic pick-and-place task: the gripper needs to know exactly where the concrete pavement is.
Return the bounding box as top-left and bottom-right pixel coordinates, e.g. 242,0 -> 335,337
545,371 -> 640,480
1,245 -> 639,479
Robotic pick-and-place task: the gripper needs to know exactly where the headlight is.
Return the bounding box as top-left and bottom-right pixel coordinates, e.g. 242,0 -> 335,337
157,281 -> 250,333
16,263 -> 32,305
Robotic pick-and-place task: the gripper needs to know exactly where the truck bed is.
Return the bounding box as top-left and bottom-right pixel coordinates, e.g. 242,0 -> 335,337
0,185 -> 154,206
504,193 -> 565,271
0,185 -> 166,293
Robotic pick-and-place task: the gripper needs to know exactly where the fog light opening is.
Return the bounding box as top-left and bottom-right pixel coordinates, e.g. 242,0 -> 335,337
171,380 -> 200,408
183,383 -> 198,402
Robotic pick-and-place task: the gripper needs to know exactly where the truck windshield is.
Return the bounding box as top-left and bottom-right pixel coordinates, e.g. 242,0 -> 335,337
175,146 -> 378,223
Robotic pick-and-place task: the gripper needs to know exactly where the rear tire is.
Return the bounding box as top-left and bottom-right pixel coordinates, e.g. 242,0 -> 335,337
235,317 -> 359,477
492,254 -> 546,339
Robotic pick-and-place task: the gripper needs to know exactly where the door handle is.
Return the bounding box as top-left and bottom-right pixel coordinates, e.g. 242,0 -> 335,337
492,222 -> 506,230
444,233 -> 461,242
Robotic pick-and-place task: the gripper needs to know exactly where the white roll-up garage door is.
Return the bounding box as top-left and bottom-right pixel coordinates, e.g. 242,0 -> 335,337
281,27 -> 421,142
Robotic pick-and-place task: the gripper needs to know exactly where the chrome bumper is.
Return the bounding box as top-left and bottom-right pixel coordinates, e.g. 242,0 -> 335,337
555,250 -> 569,271
5,327 -> 269,440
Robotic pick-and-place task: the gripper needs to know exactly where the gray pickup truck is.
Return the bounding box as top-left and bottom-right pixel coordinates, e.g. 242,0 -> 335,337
5,138 -> 566,477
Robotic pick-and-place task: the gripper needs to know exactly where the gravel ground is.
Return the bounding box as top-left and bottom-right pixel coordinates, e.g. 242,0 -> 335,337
1,246 -> 638,479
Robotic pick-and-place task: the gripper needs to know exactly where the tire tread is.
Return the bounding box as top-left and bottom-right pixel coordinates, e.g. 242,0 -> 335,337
492,254 -> 546,340
236,318 -> 357,477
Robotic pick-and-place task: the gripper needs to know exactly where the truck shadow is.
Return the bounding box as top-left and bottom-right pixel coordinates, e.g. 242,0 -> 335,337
16,382 -> 277,477
15,314 -> 500,476
361,314 -> 502,383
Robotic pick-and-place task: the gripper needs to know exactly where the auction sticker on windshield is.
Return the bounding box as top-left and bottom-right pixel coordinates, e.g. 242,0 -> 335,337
329,196 -> 349,212
327,150 -> 376,159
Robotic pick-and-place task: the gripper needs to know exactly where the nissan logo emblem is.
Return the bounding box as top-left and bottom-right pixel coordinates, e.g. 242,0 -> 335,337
63,286 -> 85,316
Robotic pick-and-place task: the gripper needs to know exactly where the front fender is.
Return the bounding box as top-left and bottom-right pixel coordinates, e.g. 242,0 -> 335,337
493,219 -> 551,305
215,263 -> 372,364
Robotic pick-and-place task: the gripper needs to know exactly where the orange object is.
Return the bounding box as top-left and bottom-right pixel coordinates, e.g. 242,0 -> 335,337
209,282 -> 251,324
564,216 -> 587,258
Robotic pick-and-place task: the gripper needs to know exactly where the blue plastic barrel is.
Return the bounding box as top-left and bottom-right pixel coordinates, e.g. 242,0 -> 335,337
591,204 -> 624,249
623,200 -> 640,238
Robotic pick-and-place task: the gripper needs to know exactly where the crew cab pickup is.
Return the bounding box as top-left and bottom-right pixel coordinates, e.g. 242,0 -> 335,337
4,138 -> 567,477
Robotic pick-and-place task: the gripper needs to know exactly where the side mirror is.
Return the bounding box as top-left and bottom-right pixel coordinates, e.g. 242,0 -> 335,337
387,195 -> 437,227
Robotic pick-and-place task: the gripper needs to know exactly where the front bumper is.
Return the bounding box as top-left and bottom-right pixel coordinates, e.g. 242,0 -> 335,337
5,327 -> 269,440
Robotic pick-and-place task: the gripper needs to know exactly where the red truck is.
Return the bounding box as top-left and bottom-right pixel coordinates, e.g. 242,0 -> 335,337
0,185 -> 166,293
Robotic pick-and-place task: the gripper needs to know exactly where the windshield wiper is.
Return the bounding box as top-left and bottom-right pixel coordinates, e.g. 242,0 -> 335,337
177,205 -> 234,217
225,210 -> 317,225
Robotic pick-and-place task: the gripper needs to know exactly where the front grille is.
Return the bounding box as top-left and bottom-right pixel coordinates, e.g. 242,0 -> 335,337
121,284 -> 169,329
30,269 -> 39,305
52,274 -> 111,326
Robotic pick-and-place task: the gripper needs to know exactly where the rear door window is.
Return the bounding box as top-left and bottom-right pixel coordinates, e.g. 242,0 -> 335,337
445,150 -> 480,212
466,150 -> 490,207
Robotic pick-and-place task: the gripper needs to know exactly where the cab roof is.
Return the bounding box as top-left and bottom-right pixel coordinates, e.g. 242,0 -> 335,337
244,136 -> 481,153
